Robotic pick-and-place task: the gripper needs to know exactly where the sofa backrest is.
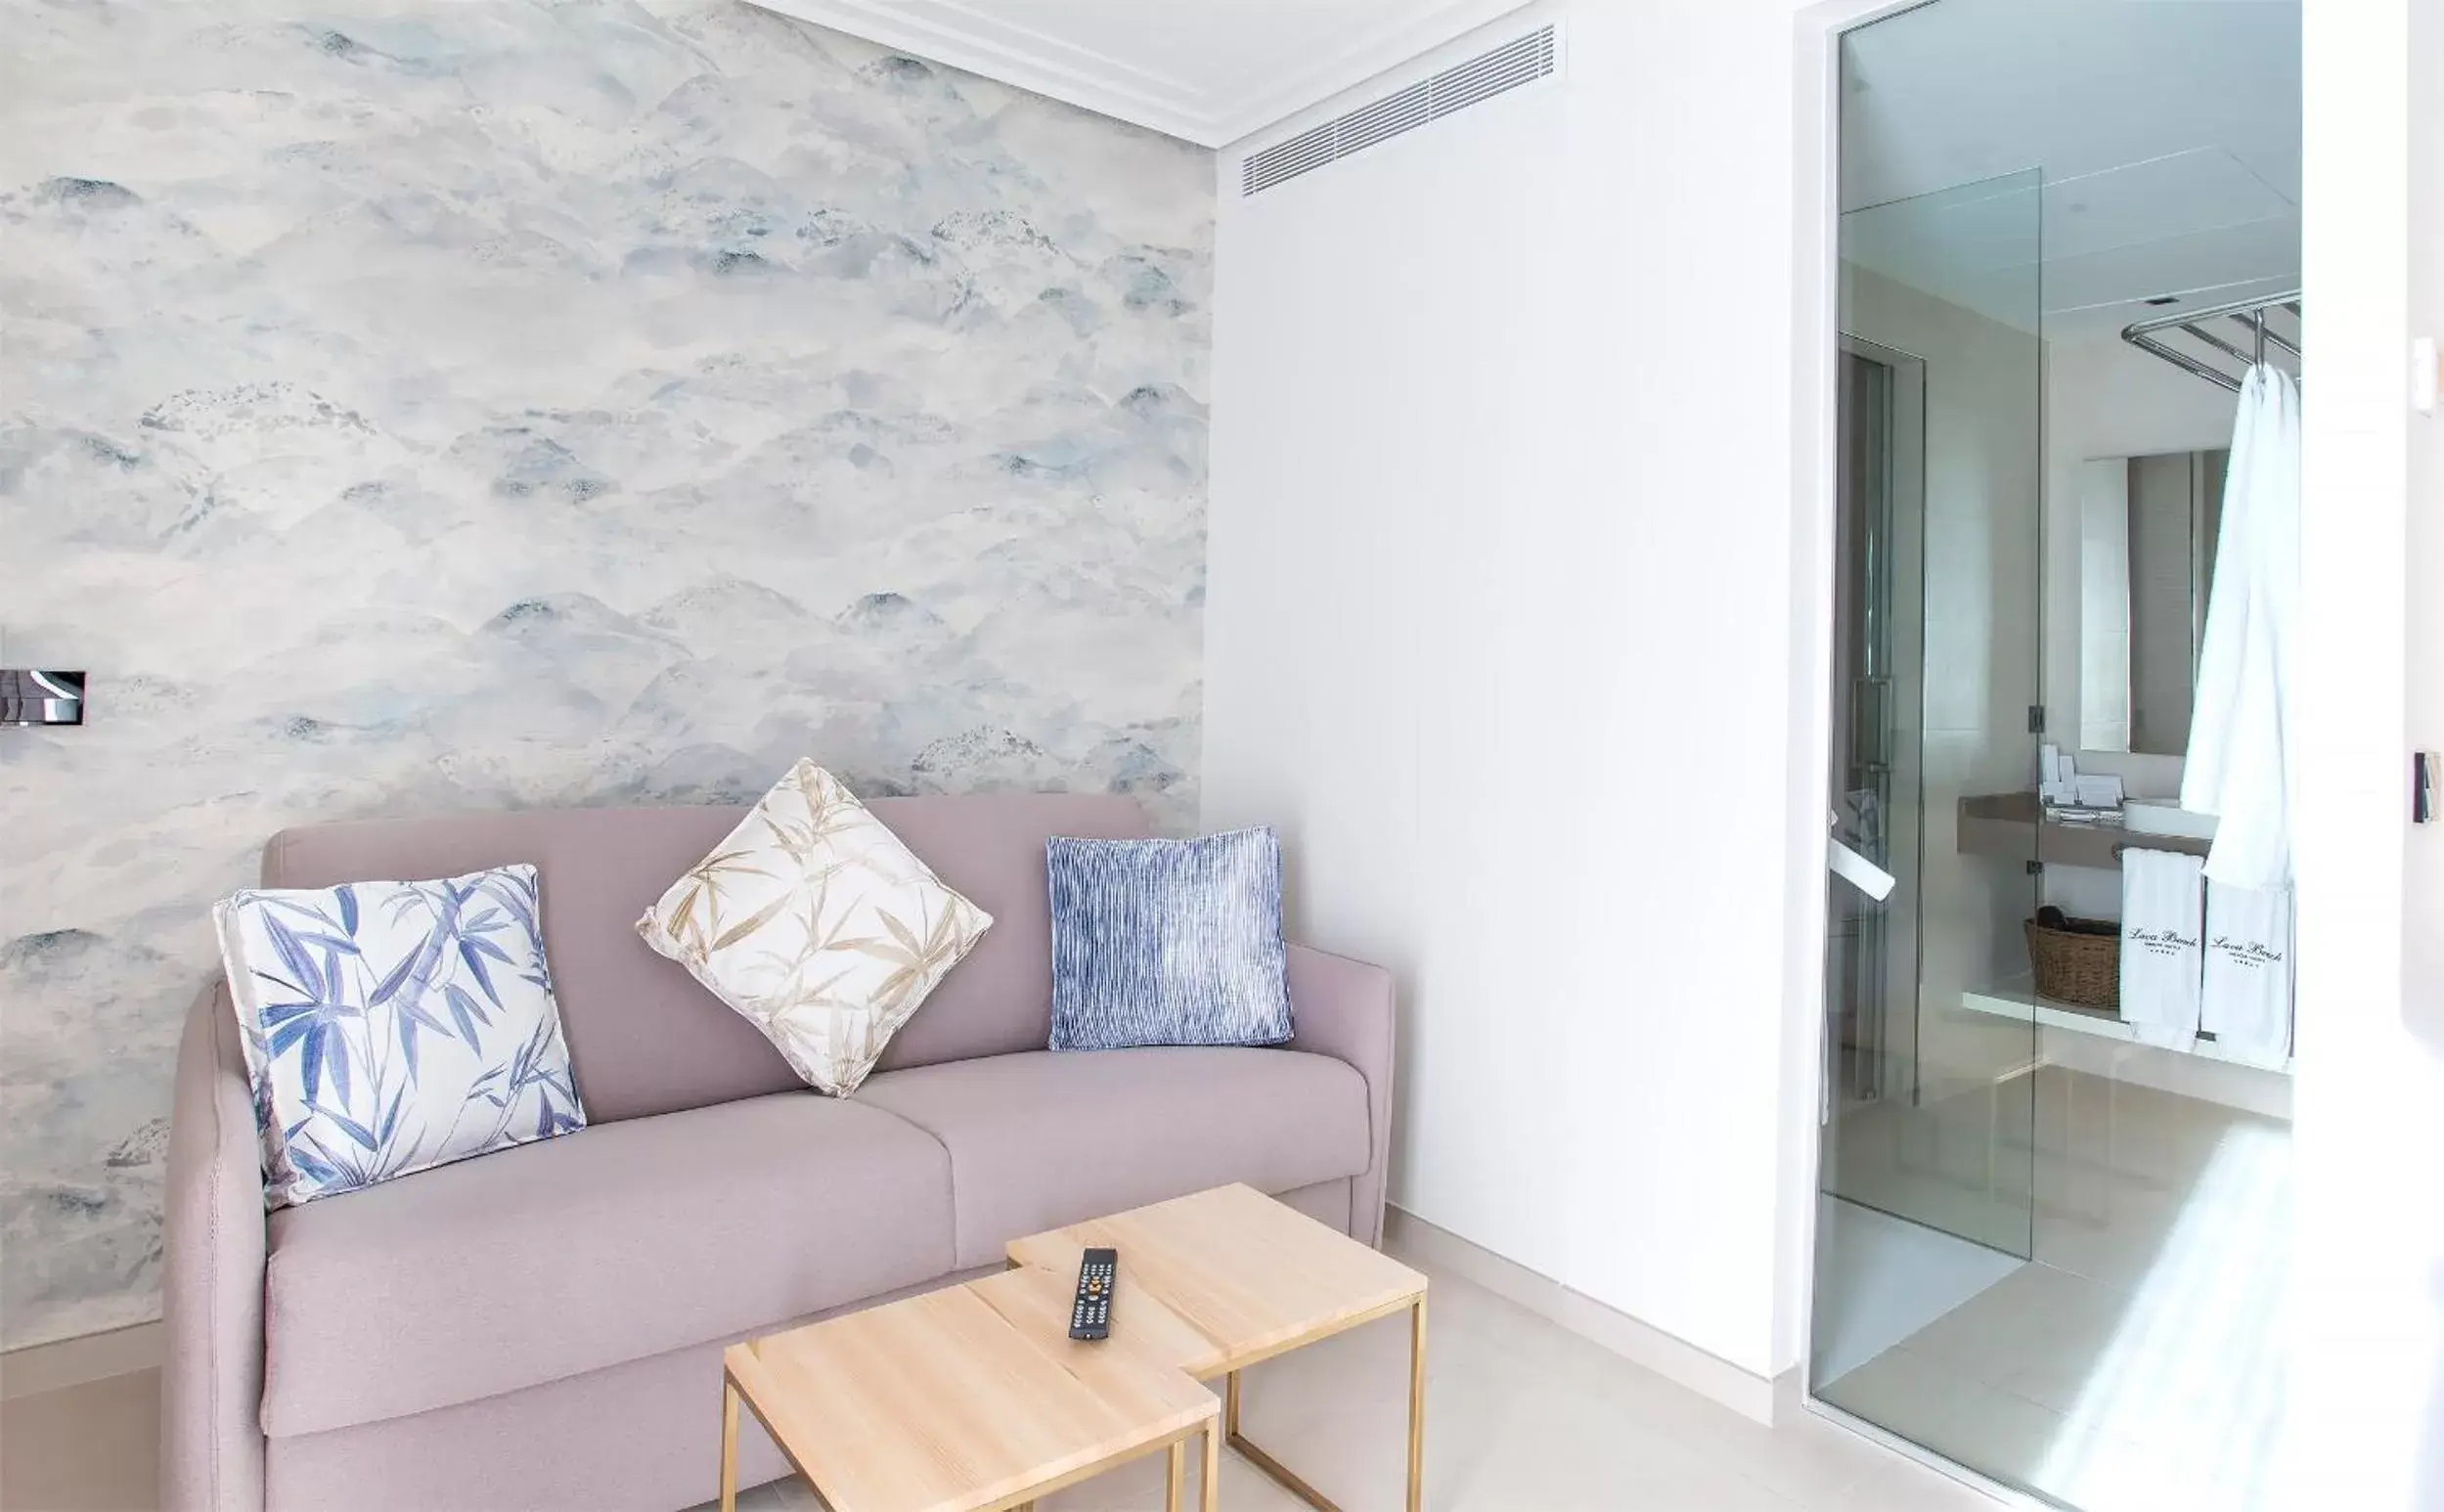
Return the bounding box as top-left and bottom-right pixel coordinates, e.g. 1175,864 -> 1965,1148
259,791 -> 1154,1123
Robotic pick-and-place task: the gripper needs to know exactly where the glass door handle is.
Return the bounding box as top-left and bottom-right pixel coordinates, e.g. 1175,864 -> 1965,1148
1827,812 -> 1897,901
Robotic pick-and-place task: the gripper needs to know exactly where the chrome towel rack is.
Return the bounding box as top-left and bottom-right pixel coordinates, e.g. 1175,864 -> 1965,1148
2120,289 -> 2302,394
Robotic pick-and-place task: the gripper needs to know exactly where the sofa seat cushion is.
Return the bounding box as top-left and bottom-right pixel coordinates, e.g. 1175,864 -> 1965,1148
260,1090 -> 955,1438
856,1048 -> 1370,1268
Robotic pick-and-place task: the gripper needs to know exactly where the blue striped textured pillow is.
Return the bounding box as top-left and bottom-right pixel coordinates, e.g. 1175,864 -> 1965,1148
1045,828 -> 1292,1051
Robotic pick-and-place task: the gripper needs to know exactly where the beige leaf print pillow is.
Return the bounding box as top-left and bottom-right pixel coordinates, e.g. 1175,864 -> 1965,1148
637,761 -> 994,1096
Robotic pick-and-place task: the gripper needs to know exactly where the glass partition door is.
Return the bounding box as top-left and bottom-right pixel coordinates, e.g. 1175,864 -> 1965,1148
1811,166 -> 2046,1416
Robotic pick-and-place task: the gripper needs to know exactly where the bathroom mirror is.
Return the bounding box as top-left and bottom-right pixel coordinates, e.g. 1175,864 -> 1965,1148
2075,448 -> 2227,755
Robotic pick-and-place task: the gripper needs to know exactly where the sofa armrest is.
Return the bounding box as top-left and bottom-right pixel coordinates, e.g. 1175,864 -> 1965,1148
1284,944 -> 1396,1247
161,980 -> 267,1512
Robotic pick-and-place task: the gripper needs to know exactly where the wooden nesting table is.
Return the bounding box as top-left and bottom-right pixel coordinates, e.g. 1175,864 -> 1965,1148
721,1264 -> 1218,1512
719,1183 -> 1428,1512
1005,1182 -> 1430,1512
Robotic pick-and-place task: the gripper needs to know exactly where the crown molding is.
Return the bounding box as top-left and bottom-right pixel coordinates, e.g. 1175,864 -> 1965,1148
745,0 -> 1225,143
745,0 -> 1537,149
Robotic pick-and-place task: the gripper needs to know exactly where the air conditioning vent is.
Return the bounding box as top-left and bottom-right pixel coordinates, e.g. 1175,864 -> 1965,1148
1240,24 -> 1558,198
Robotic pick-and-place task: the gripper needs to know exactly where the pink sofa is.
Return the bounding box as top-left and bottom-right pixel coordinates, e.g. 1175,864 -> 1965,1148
160,793 -> 1396,1512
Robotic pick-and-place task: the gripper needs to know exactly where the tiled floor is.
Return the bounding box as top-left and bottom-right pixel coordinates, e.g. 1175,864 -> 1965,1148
0,1368 -> 160,1512
1816,1065 -> 2289,1512
1,1259 -> 2001,1512
698,1262 -> 1999,1512
1811,1197 -> 2022,1383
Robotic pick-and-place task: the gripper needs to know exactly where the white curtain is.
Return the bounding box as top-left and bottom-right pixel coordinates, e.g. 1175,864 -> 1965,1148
2180,364 -> 2300,890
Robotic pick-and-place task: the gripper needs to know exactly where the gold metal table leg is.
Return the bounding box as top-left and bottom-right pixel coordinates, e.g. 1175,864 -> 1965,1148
1223,1365 -> 1343,1511
719,1378 -> 739,1512
1166,1438 -> 1186,1512
1203,1422 -> 1222,1512
1407,1296 -> 1427,1512
1221,1292 -> 1431,1512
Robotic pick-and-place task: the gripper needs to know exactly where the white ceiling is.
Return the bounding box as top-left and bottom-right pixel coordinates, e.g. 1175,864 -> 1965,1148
1840,0 -> 2301,339
745,0 -> 1535,147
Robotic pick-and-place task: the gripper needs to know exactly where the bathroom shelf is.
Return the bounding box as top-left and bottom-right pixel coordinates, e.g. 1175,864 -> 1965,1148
1956,792 -> 2213,871
1958,979 -> 2293,1075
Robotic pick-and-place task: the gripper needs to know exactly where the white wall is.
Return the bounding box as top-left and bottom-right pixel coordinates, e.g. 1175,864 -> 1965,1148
2403,0 -> 2443,1046
2285,0 -> 2438,1505
2404,28 -> 2444,1493
2406,0 -> 2443,1023
1208,0 -> 2439,1455
1205,0 -> 1831,1382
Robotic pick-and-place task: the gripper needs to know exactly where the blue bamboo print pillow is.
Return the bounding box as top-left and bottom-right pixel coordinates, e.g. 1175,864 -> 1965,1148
212,865 -> 587,1209
1046,828 -> 1291,1051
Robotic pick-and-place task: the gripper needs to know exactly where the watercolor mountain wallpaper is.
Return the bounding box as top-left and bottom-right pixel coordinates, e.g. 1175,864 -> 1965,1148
0,0 -> 1210,1348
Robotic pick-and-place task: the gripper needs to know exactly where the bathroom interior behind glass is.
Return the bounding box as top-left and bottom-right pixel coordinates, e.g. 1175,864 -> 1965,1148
1809,3 -> 2299,1510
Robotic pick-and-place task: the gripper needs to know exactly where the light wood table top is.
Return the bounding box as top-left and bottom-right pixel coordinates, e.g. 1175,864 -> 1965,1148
1004,1182 -> 1429,1379
722,1265 -> 1217,1512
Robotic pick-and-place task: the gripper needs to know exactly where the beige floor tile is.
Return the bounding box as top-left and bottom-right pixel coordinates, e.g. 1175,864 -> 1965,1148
1896,1263 -> 2133,1383
2027,1417 -> 2248,1512
0,1368 -> 159,1512
1831,1270 -> 2285,1512
1823,1452 -> 2007,1512
1814,1061 -> 2288,1512
1595,1372 -> 1902,1509
744,1480 -> 821,1511
1815,1346 -> 1976,1451
1906,1378 -> 2071,1491
2032,1125 -> 2291,1298
1039,1445 -> 1307,1512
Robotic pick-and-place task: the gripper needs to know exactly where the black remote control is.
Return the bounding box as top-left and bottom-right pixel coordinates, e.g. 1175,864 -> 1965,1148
1070,1248 -> 1117,1340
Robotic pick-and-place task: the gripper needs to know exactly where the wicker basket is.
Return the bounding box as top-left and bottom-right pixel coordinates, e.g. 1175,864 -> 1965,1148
2024,915 -> 2120,1011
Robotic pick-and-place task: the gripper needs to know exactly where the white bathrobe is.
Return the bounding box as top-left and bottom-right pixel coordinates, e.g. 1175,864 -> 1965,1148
2181,365 -> 2301,890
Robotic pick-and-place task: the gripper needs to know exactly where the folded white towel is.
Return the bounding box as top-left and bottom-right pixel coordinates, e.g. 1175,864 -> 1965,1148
2119,849 -> 2204,1048
2201,881 -> 2293,1067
